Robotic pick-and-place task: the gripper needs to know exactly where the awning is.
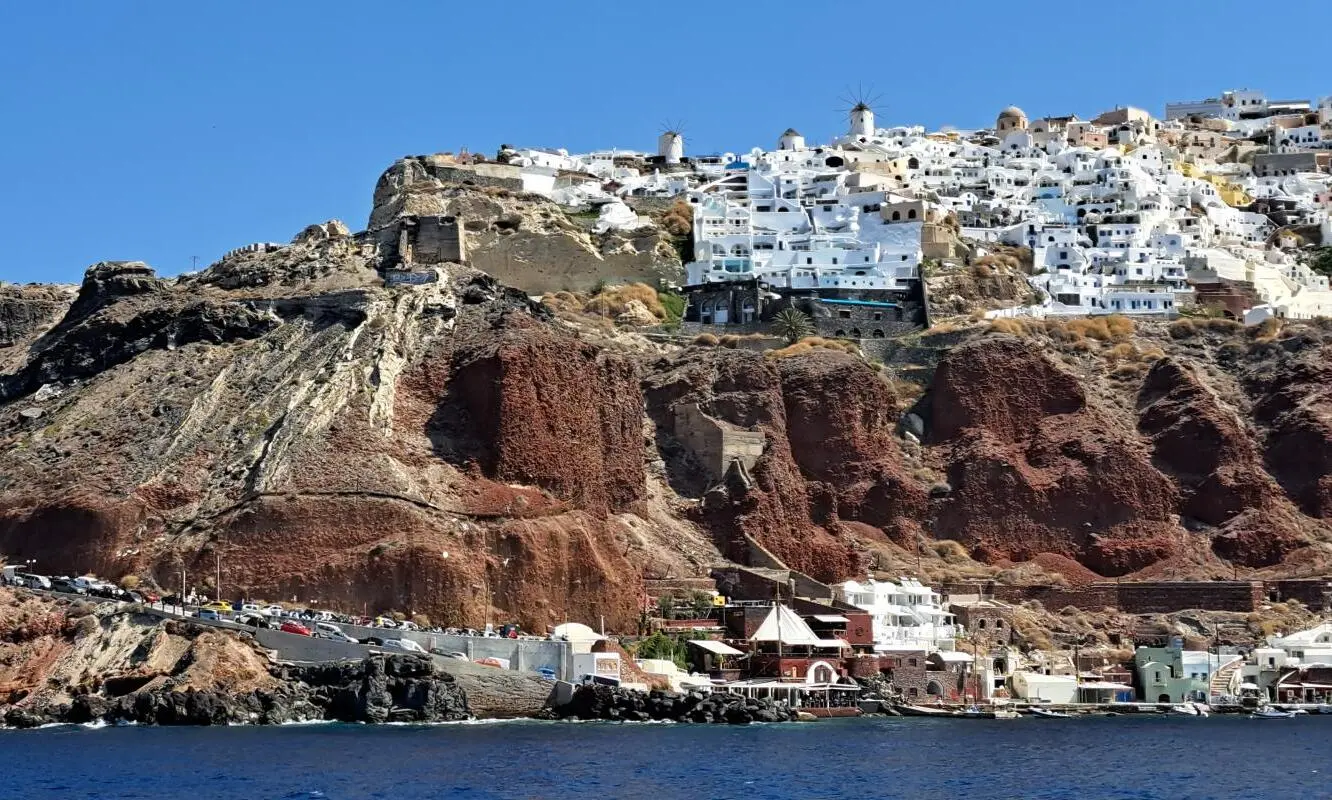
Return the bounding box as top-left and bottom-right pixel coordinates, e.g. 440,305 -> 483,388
812,615 -> 849,624
687,639 -> 745,657
1077,681 -> 1132,690
816,638 -> 852,649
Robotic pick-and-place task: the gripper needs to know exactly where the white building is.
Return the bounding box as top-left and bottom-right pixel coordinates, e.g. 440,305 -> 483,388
838,577 -> 959,653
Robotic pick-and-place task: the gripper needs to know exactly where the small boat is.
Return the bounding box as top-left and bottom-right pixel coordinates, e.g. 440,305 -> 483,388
1252,708 -> 1295,719
897,704 -> 955,717
1317,704 -> 1332,715
1170,703 -> 1206,716
956,705 -> 1020,719
1030,707 -> 1071,718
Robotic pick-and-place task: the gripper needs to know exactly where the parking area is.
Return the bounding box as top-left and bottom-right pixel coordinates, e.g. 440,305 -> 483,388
2,569 -> 572,680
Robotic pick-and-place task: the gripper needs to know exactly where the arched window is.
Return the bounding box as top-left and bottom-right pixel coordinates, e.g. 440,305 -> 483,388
908,208 -> 918,219
978,619 -> 987,630
850,328 -> 861,338
908,157 -> 920,169
892,211 -> 902,221
872,329 -> 885,338
926,680 -> 944,696
834,329 -> 846,337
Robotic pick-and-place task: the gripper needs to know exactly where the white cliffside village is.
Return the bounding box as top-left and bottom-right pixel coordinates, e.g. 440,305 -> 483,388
470,87 -> 1332,330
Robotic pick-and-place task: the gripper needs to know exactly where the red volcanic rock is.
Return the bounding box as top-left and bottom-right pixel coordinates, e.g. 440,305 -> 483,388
1248,346 -> 1332,518
646,348 -> 924,583
928,337 -> 1085,444
437,311 -> 645,516
776,353 -> 929,527
1210,507 -> 1309,568
1137,359 -> 1272,525
928,337 -> 1183,576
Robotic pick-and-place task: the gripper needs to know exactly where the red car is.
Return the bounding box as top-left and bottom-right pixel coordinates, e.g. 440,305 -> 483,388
280,620 -> 312,636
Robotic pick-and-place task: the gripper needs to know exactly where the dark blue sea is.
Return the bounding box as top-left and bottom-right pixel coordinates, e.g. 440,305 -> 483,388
3,716 -> 1330,799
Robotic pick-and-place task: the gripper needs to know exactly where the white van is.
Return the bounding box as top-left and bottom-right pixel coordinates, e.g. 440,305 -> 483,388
381,638 -> 426,654
315,622 -> 357,643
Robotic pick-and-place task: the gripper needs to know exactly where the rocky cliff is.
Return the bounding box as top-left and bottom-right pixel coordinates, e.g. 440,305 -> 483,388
369,156 -> 682,293
3,203 -> 1332,624
0,588 -> 483,727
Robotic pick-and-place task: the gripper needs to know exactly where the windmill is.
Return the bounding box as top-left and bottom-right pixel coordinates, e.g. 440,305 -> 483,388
839,85 -> 883,138
657,119 -> 686,165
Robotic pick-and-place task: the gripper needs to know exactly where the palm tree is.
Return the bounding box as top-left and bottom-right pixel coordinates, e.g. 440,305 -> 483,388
770,308 -> 813,344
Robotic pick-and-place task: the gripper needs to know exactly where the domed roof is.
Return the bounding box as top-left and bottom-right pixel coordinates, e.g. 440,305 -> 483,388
782,128 -> 802,137
998,106 -> 1027,119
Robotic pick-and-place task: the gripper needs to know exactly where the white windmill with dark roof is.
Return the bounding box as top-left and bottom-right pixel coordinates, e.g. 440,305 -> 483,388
657,120 -> 685,165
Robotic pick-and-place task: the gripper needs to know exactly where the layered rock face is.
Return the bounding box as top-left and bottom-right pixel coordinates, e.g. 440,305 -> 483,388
0,234 -> 680,633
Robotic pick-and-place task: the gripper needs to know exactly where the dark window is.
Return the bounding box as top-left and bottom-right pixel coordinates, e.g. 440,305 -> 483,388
838,310 -> 851,319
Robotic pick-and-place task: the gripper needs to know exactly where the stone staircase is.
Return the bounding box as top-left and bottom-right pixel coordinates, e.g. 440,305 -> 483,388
1209,655 -> 1245,700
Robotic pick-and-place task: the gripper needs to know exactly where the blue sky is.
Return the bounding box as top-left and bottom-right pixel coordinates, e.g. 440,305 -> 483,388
2,0 -> 1330,284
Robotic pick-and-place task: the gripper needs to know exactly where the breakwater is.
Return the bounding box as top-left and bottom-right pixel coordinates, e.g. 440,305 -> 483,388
548,684 -> 799,724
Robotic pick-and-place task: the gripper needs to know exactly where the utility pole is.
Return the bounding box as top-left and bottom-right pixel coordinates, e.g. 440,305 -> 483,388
215,545 -> 222,603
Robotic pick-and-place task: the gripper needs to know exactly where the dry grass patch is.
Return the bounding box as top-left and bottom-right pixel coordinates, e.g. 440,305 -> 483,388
583,283 -> 668,319
764,336 -> 860,359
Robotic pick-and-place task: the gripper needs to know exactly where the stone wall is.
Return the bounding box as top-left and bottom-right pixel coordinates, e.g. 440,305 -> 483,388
876,651 -> 929,699
993,581 -> 1264,613
373,215 -> 467,268
423,161 -> 523,192
1265,579 -> 1332,609
950,603 -> 1015,643
672,402 -> 765,487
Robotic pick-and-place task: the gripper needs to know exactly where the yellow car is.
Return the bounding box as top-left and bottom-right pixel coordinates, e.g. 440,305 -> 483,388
203,601 -> 233,613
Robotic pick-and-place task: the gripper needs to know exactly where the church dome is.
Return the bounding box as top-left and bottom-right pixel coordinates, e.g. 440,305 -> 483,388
999,106 -> 1026,119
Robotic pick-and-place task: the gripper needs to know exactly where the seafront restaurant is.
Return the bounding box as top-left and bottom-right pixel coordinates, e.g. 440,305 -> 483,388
722,677 -> 862,716
719,604 -> 862,715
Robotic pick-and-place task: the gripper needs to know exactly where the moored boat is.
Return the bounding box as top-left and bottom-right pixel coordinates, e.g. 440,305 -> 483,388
1252,708 -> 1295,719
897,704 -> 955,717
1030,707 -> 1071,718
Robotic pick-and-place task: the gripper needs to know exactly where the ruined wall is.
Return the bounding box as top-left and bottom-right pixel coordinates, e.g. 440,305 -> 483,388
672,403 -> 765,487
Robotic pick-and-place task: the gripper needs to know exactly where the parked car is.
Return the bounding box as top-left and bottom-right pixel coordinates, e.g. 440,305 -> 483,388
536,667 -> 557,680
397,621 -> 420,632
314,622 -> 357,643
430,649 -> 469,660
51,578 -> 85,595
203,601 -> 233,614
19,573 -> 51,590
373,617 -> 398,629
239,603 -> 263,615
262,605 -> 284,617
279,620 -> 313,636
232,613 -> 271,628
196,609 -> 221,621
381,638 -> 426,654
361,636 -> 384,647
